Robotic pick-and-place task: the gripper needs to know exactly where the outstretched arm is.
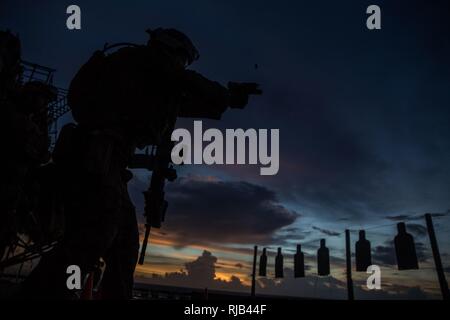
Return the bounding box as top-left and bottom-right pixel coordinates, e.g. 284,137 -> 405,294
178,70 -> 262,120
178,70 -> 229,120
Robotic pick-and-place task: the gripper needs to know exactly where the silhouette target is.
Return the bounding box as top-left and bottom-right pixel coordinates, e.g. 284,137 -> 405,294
259,248 -> 267,277
294,244 -> 305,278
317,239 -> 330,276
355,230 -> 372,272
394,223 -> 419,270
275,247 -> 284,278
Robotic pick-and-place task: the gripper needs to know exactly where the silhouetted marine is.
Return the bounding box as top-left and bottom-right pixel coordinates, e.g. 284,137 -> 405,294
21,28 -> 261,299
68,28 -> 260,147
1,31 -> 57,263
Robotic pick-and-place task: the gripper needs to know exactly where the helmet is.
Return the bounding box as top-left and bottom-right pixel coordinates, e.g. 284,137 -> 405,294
146,28 -> 199,66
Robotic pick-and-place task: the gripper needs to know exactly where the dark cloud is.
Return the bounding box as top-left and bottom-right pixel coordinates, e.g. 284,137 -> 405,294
372,245 -> 396,266
162,176 -> 298,246
407,224 -> 427,238
272,227 -> 310,246
139,250 -> 248,292
311,226 -> 340,237
432,211 -> 450,218
184,250 -> 217,285
386,211 -> 450,222
414,242 -> 429,263
386,215 -> 414,222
